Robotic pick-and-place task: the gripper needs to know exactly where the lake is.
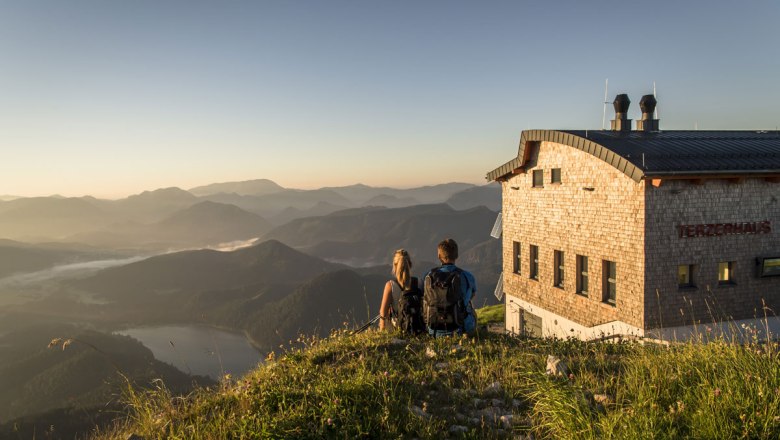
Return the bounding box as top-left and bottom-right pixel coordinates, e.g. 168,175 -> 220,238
120,325 -> 262,380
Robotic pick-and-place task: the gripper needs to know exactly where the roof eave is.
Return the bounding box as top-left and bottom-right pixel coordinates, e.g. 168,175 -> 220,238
644,170 -> 780,178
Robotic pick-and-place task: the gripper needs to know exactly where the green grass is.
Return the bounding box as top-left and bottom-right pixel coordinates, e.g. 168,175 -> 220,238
96,329 -> 780,439
476,304 -> 504,326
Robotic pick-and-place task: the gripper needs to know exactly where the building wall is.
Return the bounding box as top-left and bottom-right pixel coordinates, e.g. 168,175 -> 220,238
644,178 -> 780,329
501,140 -> 646,338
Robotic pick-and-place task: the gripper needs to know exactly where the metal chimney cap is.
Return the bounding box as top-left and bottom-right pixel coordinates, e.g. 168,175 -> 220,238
613,94 -> 630,114
640,94 -> 657,114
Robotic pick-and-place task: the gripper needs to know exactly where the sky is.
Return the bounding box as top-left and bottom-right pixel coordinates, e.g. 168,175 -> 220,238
1,0 -> 779,198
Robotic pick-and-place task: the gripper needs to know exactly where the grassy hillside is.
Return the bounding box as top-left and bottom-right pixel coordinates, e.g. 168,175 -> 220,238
0,324 -> 212,432
95,329 -> 779,439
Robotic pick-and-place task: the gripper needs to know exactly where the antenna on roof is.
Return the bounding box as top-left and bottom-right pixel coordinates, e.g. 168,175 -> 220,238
601,78 -> 609,130
653,81 -> 658,120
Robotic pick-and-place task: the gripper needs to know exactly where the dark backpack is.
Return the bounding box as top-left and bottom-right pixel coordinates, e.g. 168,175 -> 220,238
395,277 -> 425,335
423,267 -> 467,331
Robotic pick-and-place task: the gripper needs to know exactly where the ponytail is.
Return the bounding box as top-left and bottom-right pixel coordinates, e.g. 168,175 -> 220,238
392,249 -> 413,290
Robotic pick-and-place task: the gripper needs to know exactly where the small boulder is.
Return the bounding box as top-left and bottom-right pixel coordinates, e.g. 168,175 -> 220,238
448,425 -> 469,434
410,405 -> 429,418
499,414 -> 514,429
545,355 -> 569,376
390,338 -> 407,346
425,347 -> 437,358
483,381 -> 504,397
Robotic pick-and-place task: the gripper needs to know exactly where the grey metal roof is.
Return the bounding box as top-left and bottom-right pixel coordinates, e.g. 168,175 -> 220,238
486,130 -> 780,182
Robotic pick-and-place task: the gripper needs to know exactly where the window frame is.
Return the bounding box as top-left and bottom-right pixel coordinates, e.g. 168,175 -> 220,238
718,261 -> 735,285
603,260 -> 616,306
512,241 -> 521,274
553,250 -> 564,289
529,245 -> 539,280
678,264 -> 696,288
532,169 -> 544,188
551,168 -> 562,184
576,255 -> 588,296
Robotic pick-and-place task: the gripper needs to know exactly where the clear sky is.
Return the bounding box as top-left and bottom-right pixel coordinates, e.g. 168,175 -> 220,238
1,0 -> 779,198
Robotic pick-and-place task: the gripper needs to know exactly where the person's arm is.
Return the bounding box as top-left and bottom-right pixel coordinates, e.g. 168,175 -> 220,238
379,281 -> 394,331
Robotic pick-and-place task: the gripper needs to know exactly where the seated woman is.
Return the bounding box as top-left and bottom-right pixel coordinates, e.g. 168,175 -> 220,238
379,249 -> 413,331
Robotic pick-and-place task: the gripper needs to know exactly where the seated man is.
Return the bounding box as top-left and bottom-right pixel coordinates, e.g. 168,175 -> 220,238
423,238 -> 477,337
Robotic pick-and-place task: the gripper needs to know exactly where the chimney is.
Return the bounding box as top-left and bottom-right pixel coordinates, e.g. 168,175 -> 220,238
636,94 -> 660,132
610,94 -> 632,132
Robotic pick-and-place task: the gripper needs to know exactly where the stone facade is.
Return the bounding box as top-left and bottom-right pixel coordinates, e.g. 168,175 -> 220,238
644,178 -> 780,331
499,139 -> 780,340
501,141 -> 646,338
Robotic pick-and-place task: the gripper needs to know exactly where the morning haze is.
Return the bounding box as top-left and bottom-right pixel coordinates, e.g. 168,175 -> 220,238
1,0 -> 779,438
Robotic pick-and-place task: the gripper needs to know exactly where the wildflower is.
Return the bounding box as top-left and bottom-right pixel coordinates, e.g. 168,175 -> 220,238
383,371 -> 389,377
62,339 -> 73,351
48,338 -> 62,349
326,418 -> 333,426
714,388 -> 721,397
568,373 -> 575,381
422,401 -> 429,412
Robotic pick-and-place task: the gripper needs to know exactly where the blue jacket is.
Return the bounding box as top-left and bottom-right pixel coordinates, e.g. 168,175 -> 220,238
424,263 -> 477,335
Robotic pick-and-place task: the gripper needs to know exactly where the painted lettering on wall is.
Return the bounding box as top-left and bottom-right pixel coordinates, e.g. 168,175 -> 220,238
677,221 -> 772,238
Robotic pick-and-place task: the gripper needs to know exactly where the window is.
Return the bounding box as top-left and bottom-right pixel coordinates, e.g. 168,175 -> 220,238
603,260 -> 616,305
554,250 -> 564,288
759,257 -> 780,277
529,245 -> 539,280
718,261 -> 734,284
678,264 -> 696,288
551,168 -> 561,184
532,169 -> 544,187
512,241 -> 521,274
576,255 -> 588,296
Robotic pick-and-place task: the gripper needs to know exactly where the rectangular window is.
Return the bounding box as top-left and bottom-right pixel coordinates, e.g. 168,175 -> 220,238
554,250 -> 564,288
576,255 -> 588,296
512,241 -> 521,274
678,264 -> 695,288
603,260 -> 616,305
532,169 -> 544,187
529,245 -> 539,280
718,261 -> 734,284
759,257 -> 780,277
551,168 -> 561,184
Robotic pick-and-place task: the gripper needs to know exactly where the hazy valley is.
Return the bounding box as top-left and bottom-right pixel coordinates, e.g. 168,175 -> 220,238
0,178 -> 500,438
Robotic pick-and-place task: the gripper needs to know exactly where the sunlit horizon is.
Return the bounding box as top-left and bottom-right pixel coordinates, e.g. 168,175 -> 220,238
2,1 -> 779,199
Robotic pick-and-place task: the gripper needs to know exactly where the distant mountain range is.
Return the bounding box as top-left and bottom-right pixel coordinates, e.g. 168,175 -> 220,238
0,240 -> 122,279
0,179 -> 499,245
189,178 -> 285,197
263,203 -> 497,265
66,201 -> 272,249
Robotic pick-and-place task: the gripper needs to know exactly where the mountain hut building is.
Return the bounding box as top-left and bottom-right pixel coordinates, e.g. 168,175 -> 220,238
487,94 -> 780,341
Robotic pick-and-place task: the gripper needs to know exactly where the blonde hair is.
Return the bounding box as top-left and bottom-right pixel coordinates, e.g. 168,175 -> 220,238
392,249 -> 413,290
